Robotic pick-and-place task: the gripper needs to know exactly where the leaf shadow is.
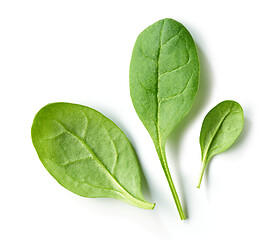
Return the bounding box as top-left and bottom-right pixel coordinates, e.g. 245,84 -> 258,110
167,44 -> 212,219
204,116 -> 251,188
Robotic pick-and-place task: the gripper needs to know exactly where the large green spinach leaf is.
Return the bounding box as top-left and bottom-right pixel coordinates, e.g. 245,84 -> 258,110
129,18 -> 199,219
197,100 -> 244,188
31,103 -> 155,209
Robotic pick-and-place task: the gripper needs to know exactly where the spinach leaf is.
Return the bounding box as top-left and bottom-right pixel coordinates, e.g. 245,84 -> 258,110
197,100 -> 244,188
31,103 -> 155,210
129,18 -> 199,219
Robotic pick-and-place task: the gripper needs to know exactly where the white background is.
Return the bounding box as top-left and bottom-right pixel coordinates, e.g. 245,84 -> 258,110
1,0 -> 269,239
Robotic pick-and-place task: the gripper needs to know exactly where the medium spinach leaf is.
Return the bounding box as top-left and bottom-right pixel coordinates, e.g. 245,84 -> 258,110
129,18 -> 199,219
197,100 -> 244,188
31,102 -> 155,209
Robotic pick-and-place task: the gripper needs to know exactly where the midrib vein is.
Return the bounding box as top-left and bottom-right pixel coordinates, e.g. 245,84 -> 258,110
155,21 -> 185,218
156,21 -> 186,146
52,117 -> 139,202
156,20 -> 165,151
202,105 -> 233,162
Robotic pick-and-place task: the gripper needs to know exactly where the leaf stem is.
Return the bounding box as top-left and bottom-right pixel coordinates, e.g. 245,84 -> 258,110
197,161 -> 207,188
159,147 -> 185,220
121,191 -> 155,210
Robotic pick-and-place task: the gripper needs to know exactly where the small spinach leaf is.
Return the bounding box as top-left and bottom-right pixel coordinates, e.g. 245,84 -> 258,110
197,100 -> 244,188
129,18 -> 199,219
31,102 -> 155,210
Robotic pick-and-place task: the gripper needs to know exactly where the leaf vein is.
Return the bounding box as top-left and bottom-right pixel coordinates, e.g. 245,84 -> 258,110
159,71 -> 195,103
161,28 -> 183,47
61,157 -> 91,166
159,49 -> 190,78
63,168 -> 127,196
156,19 -> 165,147
135,98 -> 157,124
204,103 -> 233,161
42,131 -> 65,140
102,125 -> 119,175
139,48 -> 158,64
81,109 -> 90,140
137,78 -> 156,95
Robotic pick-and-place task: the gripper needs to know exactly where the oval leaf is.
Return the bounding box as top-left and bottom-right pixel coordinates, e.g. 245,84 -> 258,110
31,102 -> 154,209
197,100 -> 244,188
130,18 -> 199,219
130,18 -> 199,147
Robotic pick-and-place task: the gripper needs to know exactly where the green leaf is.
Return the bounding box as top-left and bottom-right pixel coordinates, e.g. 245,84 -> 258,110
197,100 -> 244,188
129,18 -> 199,219
31,102 -> 155,210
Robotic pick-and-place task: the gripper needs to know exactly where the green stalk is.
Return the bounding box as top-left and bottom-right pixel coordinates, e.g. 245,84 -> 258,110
158,146 -> 185,220
197,161 -> 207,188
121,191 -> 156,210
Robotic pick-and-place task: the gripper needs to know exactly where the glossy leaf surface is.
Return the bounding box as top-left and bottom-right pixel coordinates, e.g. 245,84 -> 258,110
32,103 -> 154,209
130,18 -> 199,219
197,100 -> 244,188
